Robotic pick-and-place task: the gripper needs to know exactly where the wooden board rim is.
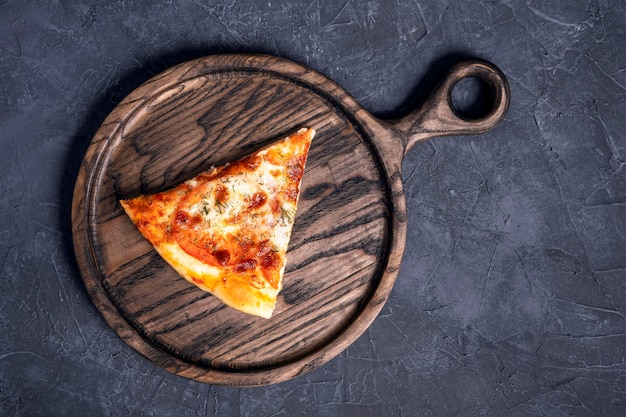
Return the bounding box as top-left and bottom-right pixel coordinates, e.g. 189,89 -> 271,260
71,53 -> 408,386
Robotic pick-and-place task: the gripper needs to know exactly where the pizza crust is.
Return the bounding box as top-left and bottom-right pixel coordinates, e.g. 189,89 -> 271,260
157,242 -> 279,318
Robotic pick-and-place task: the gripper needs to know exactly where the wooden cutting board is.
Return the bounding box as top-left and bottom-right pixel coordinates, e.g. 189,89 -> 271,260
72,54 -> 509,386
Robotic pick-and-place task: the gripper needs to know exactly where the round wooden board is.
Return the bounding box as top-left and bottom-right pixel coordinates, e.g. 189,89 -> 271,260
72,54 -> 404,386
73,54 -> 509,386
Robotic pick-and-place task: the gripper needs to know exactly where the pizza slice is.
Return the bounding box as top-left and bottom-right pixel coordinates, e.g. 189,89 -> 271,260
120,127 -> 315,319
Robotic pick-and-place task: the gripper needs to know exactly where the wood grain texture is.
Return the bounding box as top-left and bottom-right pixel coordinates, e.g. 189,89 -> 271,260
72,54 -> 509,386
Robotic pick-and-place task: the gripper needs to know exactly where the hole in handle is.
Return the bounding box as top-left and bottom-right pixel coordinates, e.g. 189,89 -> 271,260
442,60 -> 509,130
450,76 -> 496,121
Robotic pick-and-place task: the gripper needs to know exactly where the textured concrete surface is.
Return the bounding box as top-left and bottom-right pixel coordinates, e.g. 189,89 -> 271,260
1,0 -> 625,416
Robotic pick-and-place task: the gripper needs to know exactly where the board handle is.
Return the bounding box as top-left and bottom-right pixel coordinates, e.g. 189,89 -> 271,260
391,59 -> 510,155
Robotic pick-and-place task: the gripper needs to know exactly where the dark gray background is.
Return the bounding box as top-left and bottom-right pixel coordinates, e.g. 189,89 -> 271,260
1,0 -> 625,416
